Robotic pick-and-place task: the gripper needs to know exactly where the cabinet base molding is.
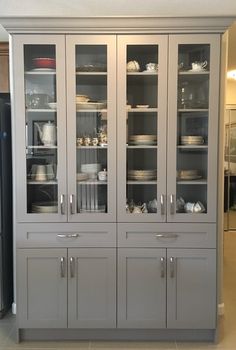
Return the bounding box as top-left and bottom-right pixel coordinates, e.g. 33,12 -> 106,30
19,328 -> 216,342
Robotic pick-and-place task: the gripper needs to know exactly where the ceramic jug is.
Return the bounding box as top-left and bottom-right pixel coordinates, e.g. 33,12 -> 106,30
35,121 -> 57,146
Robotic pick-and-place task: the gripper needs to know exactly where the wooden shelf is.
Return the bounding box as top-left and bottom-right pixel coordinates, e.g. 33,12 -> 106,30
77,180 -> 107,185
77,145 -> 107,149
76,109 -> 107,113
128,108 -> 158,113
177,179 -> 207,185
178,109 -> 208,112
127,145 -> 157,149
127,72 -> 158,76
127,181 -> 157,185
76,72 -> 107,75
179,70 -> 209,75
27,180 -> 57,185
26,108 -> 56,113
26,145 -> 57,149
25,70 -> 56,75
177,145 -> 208,150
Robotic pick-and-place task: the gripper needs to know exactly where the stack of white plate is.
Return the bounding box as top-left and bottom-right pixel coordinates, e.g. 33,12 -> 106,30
80,205 -> 106,213
81,163 -> 102,179
76,102 -> 106,110
128,169 -> 157,181
177,169 -> 202,180
76,173 -> 89,181
31,201 -> 58,213
129,134 -> 157,145
181,136 -> 204,145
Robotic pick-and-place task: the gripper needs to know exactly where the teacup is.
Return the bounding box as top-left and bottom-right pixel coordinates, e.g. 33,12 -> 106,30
98,169 -> 107,181
92,137 -> 99,146
191,61 -> 207,71
76,137 -> 83,146
146,62 -> 158,72
83,137 -> 91,146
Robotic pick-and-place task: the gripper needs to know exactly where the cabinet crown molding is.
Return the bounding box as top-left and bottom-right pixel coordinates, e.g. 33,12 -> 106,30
0,16 -> 235,34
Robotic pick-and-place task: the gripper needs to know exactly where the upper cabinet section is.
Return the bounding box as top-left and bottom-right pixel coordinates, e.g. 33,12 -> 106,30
117,35 -> 168,223
13,34 -> 116,223
12,33 -> 220,224
167,35 -> 220,222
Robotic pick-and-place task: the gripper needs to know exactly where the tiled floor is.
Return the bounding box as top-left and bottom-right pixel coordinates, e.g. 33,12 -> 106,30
0,231 -> 236,349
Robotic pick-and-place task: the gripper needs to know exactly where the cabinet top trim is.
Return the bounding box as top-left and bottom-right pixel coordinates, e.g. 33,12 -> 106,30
0,16 -> 235,34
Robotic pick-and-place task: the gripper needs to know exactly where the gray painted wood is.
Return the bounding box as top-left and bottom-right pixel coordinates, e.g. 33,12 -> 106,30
17,249 -> 67,328
167,34 -> 220,223
1,16 -> 234,34
12,35 -> 67,223
68,248 -> 116,328
118,248 -> 166,328
167,248 -> 216,329
118,223 -> 216,248
66,35 -> 117,222
16,223 -> 116,248
117,35 -> 168,223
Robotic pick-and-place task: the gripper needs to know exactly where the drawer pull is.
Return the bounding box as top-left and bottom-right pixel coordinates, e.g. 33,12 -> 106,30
155,233 -> 178,239
60,257 -> 66,278
160,257 -> 165,278
57,233 -> 79,239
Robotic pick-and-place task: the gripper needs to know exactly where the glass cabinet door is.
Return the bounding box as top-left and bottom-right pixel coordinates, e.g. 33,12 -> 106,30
13,35 -> 67,222
66,36 -> 116,222
117,36 -> 168,222
167,35 -> 220,222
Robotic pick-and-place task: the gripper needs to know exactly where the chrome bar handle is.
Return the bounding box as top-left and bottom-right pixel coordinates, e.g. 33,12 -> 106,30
160,257 -> 165,278
156,233 -> 178,239
60,257 -> 66,278
70,257 -> 75,278
170,257 -> 175,278
160,194 -> 165,215
69,194 -> 75,215
60,194 -> 66,215
57,233 -> 79,239
170,194 -> 175,215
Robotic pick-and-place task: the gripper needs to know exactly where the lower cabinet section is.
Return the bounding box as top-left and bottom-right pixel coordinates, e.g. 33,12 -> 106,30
17,248 -> 116,328
118,248 -> 216,329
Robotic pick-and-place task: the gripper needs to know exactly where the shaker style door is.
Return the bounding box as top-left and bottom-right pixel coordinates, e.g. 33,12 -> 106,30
117,35 -> 168,222
17,249 -> 67,328
12,35 -> 67,222
66,35 -> 116,222
167,34 -> 220,222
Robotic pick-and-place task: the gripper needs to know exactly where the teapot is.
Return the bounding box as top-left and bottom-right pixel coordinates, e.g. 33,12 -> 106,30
35,121 -> 57,146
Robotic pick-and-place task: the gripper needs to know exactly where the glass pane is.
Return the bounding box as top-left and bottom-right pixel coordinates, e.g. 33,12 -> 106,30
24,45 -> 58,214
126,45 -> 158,214
176,44 -> 210,215
75,45 -> 108,213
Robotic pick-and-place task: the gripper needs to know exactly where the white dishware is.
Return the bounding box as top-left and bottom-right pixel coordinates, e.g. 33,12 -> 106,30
191,60 -> 207,71
46,164 -> 55,180
127,60 -> 140,72
98,169 -> 107,181
145,62 -> 158,71
48,102 -> 57,109
35,165 -> 47,181
35,121 -> 57,146
76,94 -> 90,103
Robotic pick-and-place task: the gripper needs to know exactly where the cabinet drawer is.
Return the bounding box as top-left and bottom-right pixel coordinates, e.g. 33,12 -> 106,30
118,223 -> 216,248
17,223 -> 116,248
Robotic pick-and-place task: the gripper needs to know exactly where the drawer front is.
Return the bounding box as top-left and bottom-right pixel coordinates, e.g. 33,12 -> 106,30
118,223 -> 216,248
17,223 -> 116,248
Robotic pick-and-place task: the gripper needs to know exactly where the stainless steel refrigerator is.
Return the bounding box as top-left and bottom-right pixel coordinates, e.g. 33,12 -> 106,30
0,94 -> 13,318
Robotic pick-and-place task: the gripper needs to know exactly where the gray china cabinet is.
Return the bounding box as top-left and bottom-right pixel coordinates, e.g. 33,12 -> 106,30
1,16 -> 233,342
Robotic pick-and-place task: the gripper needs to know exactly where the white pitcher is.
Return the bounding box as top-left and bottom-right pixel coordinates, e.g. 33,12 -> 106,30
35,121 -> 57,146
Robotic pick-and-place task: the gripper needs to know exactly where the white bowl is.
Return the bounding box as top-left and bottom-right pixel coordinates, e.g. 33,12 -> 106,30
48,102 -> 57,109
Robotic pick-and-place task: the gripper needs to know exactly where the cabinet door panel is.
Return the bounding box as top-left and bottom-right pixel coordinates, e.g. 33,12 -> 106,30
12,35 -> 67,222
68,248 -> 116,328
17,249 -> 67,328
167,248 -> 216,329
117,35 -> 168,222
118,248 -> 166,328
66,35 -> 116,222
167,34 -> 220,222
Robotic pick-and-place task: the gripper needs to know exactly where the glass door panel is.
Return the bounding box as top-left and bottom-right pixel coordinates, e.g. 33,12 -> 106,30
168,35 -> 220,222
66,36 -> 116,222
24,44 -> 58,214
118,36 -> 168,222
